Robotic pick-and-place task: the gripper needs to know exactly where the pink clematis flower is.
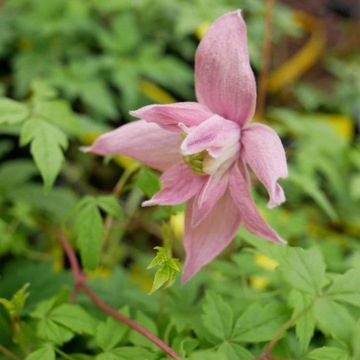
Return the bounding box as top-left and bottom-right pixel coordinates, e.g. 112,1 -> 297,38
85,10 -> 288,283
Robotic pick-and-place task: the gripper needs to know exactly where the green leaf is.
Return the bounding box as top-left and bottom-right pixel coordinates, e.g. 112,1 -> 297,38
75,201 -> 104,271
314,297 -> 355,347
202,291 -> 233,340
307,346 -> 351,360
50,303 -> 99,336
33,99 -> 80,135
0,98 -> 29,125
232,302 -> 289,342
25,345 -> 56,360
217,343 -> 253,360
97,195 -> 122,219
95,306 -> 130,351
20,118 -> 68,191
36,318 -> 74,345
288,290 -> 315,354
96,347 -> 157,360
136,167 -> 160,198
279,247 -> 327,295
327,268 -> 360,306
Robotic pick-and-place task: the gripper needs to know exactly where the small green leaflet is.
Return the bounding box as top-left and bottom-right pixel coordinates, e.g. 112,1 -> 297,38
25,345 -> 56,360
75,200 -> 104,271
20,118 -> 68,191
0,98 -> 29,125
202,291 -> 233,340
0,283 -> 30,321
147,246 -> 182,294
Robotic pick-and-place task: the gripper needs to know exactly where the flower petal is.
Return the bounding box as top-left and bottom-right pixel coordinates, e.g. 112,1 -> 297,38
195,10 -> 256,126
241,123 -> 288,208
181,115 -> 240,155
192,166 -> 229,227
183,190 -> 241,283
84,120 -> 181,172
130,102 -> 214,132
229,163 -> 286,244
142,162 -> 205,206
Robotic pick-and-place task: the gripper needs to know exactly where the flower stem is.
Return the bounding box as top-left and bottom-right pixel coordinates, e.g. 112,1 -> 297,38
57,232 -> 181,359
256,0 -> 275,120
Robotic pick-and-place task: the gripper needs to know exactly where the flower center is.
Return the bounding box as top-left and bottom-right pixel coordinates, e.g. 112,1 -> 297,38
180,117 -> 241,176
182,151 -> 207,175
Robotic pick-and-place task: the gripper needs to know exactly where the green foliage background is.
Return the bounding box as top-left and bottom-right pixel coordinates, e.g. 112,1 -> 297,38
0,0 -> 360,359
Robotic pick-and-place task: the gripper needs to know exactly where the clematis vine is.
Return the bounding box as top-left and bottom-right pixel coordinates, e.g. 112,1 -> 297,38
85,10 -> 288,283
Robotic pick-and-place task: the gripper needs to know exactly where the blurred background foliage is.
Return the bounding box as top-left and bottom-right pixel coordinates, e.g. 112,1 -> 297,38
0,0 -> 360,359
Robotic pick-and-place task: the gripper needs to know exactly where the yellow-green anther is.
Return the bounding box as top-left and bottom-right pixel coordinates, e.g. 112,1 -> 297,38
182,150 -> 207,175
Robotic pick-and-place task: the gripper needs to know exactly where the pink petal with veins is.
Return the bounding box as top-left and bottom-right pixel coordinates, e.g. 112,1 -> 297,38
130,102 -> 213,132
229,163 -> 286,244
142,162 -> 205,206
83,120 -> 181,172
183,190 -> 241,283
195,11 -> 256,126
242,123 -> 288,208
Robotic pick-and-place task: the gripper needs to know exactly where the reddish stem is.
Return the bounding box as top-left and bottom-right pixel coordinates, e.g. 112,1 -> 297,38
57,233 -> 180,359
0,345 -> 20,360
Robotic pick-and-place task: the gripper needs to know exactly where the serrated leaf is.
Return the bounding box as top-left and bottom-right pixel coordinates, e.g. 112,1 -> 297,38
288,290 -> 315,354
37,318 -> 74,345
280,247 -> 327,294
0,98 -> 29,125
75,201 -> 104,271
202,291 -> 233,340
50,303 -> 98,336
217,343 -> 253,360
20,118 -> 68,191
232,302 -> 289,342
327,268 -> 360,306
314,297 -> 355,347
33,99 -> 80,135
97,196 -> 122,218
25,345 -> 56,360
307,346 -> 351,360
96,306 -> 130,351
